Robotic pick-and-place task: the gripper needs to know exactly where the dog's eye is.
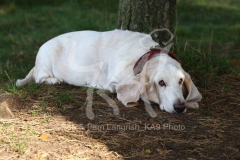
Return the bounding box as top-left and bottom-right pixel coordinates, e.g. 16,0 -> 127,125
159,80 -> 166,86
179,78 -> 183,85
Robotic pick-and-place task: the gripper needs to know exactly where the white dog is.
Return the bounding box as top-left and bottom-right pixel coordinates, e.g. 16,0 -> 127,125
16,29 -> 202,113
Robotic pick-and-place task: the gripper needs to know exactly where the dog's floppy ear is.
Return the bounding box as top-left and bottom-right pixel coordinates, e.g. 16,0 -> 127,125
116,72 -> 149,107
183,72 -> 202,108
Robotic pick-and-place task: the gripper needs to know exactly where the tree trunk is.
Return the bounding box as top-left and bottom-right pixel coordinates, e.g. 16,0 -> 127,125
117,0 -> 176,45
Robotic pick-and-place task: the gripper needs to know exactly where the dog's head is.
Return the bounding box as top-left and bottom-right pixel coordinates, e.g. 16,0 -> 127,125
116,54 -> 202,113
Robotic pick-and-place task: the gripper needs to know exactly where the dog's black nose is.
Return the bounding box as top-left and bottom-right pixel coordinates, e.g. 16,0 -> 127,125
173,103 -> 186,113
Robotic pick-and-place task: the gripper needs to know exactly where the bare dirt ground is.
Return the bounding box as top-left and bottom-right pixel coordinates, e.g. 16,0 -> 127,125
0,73 -> 240,160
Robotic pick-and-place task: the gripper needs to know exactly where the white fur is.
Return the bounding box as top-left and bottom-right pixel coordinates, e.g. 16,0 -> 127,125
16,29 -> 202,113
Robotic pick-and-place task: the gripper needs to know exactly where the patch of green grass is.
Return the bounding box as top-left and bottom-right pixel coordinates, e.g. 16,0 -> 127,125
177,0 -> 240,42
223,82 -> 232,93
197,105 -> 212,116
176,0 -> 240,87
0,120 -> 12,128
11,136 -> 27,153
0,121 -> 27,153
30,110 -> 37,116
28,130 -> 38,137
53,92 -> 75,104
39,117 -> 51,123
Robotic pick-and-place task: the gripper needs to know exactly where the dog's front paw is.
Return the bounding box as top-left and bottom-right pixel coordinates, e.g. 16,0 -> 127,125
186,102 -> 199,109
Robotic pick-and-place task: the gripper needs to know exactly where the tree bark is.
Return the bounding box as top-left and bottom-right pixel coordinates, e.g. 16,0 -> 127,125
117,0 -> 176,44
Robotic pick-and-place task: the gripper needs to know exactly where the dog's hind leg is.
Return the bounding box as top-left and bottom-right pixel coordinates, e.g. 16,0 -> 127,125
16,67 -> 64,87
33,65 -> 64,85
16,68 -> 34,87
40,77 -> 64,85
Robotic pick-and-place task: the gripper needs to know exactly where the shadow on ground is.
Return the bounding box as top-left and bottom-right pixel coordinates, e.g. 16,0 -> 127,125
1,74 -> 239,159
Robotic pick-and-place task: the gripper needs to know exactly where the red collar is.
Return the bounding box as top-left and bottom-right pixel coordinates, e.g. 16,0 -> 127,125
133,46 -> 180,75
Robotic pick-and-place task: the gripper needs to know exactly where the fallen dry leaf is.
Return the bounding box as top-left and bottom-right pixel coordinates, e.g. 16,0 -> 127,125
233,59 -> 239,66
145,149 -> 151,154
39,134 -> 50,141
39,154 -> 43,160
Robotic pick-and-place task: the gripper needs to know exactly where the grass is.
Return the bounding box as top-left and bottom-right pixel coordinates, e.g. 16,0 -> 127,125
0,0 -> 240,105
0,120 -> 29,153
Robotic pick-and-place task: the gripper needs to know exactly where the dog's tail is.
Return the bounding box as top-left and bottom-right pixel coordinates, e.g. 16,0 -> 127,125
16,67 -> 35,87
